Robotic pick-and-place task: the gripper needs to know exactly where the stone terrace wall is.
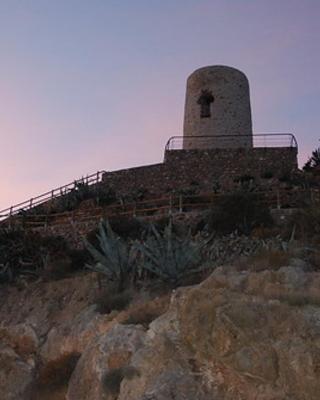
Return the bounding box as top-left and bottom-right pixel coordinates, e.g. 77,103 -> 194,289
102,147 -> 298,197
33,219 -> 99,249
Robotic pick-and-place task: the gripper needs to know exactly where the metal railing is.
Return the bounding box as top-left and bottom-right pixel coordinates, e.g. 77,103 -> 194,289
165,133 -> 298,151
0,170 -> 106,221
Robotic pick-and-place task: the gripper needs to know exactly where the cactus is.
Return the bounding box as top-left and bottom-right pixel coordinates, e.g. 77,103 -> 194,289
135,219 -> 207,286
85,220 -> 136,291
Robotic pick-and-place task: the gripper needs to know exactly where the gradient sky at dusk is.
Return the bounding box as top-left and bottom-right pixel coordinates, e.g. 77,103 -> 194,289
0,0 -> 319,209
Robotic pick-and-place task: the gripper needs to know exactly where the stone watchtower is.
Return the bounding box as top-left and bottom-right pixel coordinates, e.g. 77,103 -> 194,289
183,65 -> 253,149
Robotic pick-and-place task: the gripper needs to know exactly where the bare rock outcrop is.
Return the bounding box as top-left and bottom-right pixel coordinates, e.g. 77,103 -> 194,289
67,324 -> 147,400
115,267 -> 320,400
1,266 -> 320,399
0,345 -> 35,400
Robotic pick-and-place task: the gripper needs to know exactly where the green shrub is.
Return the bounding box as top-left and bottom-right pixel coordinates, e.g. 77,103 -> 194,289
234,174 -> 255,183
0,229 -> 69,283
287,207 -> 320,240
93,185 -> 117,206
207,192 -> 273,235
68,248 -> 91,271
279,171 -> 291,182
261,171 -> 274,179
86,217 -> 146,244
108,216 -> 146,240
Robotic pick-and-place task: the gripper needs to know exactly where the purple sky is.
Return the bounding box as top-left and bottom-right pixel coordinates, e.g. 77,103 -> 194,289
0,0 -> 319,209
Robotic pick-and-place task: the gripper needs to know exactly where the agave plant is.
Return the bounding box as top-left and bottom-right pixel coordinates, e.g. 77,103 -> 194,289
85,220 -> 136,292
135,219 -> 208,286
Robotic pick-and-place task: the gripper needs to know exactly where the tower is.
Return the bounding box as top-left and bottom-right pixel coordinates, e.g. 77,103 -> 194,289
183,65 -> 253,149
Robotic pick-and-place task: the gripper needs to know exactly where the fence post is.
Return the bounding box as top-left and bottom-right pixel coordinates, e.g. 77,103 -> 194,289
179,195 -> 183,213
133,203 -> 137,217
277,190 -> 281,210
169,195 -> 173,216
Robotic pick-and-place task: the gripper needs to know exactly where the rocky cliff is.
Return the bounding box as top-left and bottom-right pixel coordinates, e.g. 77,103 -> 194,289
1,262 -> 320,400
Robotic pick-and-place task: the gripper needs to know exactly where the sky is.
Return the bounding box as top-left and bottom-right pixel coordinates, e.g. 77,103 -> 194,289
0,0 -> 319,209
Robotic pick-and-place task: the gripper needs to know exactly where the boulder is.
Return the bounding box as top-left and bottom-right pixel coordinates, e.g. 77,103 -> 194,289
0,323 -> 38,359
0,345 -> 35,400
67,324 -> 147,400
40,305 -> 112,363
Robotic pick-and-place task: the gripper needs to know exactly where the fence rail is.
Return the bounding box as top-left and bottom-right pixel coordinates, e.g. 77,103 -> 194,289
165,133 -> 298,151
0,171 -> 105,221
2,188 -> 318,231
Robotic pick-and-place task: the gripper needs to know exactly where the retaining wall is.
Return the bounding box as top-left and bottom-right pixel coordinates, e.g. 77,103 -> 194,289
102,147 -> 298,197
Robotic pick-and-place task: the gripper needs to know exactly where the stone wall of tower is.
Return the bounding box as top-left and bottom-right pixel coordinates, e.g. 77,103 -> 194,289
183,65 -> 253,149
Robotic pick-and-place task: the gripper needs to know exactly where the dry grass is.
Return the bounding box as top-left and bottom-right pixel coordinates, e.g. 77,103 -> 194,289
122,294 -> 170,328
123,308 -> 161,327
30,353 -> 80,400
93,288 -> 133,314
237,249 -> 291,272
266,288 -> 320,307
250,226 -> 281,240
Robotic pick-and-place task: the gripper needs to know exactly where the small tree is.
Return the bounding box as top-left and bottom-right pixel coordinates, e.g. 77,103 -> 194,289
303,147 -> 320,171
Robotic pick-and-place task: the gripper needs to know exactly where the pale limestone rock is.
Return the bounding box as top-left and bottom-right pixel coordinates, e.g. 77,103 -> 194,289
67,324 -> 147,400
0,345 -> 35,400
40,305 -> 110,362
0,323 -> 38,358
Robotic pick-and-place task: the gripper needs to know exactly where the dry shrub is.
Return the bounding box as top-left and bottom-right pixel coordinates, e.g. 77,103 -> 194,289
94,287 -> 133,314
250,226 -> 281,240
287,207 -> 320,240
122,294 -> 170,328
31,353 -> 80,399
265,288 -> 320,307
308,250 -> 320,271
207,192 -> 273,235
41,256 -> 73,281
239,249 -> 291,272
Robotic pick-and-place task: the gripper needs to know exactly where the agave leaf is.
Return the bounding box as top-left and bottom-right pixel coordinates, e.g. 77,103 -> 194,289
135,220 -> 205,285
84,220 -> 135,290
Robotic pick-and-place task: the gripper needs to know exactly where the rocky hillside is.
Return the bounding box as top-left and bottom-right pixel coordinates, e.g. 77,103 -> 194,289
1,261 -> 320,400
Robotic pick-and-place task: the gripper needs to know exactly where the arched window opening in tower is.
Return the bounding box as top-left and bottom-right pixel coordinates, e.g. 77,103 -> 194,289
197,90 -> 214,118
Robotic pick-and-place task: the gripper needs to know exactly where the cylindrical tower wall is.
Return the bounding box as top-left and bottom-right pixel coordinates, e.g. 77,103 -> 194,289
183,65 -> 253,149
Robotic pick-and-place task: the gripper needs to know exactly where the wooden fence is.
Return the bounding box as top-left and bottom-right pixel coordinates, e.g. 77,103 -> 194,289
2,188 -> 319,231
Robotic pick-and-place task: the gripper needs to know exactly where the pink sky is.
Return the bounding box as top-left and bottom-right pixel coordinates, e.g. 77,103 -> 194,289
0,0 -> 319,210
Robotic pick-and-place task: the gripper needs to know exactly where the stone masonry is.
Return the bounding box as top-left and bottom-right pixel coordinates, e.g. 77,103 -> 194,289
183,65 -> 253,149
102,147 -> 298,198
